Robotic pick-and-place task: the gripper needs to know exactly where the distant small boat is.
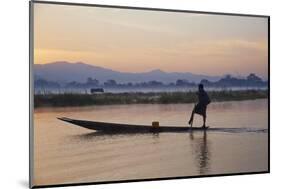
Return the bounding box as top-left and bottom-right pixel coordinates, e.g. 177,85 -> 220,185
57,117 -> 209,133
90,88 -> 104,93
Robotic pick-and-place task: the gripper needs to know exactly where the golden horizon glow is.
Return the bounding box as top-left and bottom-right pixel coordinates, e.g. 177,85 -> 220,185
34,3 -> 268,78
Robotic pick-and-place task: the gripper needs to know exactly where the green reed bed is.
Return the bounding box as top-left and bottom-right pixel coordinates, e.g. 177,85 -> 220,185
34,90 -> 268,108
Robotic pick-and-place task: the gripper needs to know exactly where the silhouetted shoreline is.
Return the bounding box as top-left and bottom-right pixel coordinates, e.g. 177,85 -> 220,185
34,89 -> 268,108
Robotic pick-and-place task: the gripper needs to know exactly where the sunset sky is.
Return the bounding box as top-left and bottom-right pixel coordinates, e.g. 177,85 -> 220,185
33,3 -> 268,78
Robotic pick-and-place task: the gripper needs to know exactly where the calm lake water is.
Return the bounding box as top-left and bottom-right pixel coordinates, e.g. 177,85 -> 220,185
33,99 -> 268,186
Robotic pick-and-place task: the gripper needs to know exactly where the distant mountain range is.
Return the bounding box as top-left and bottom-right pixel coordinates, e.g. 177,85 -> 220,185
34,61 -> 221,84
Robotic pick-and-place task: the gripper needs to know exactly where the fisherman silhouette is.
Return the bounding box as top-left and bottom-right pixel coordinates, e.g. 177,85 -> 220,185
188,84 -> 211,128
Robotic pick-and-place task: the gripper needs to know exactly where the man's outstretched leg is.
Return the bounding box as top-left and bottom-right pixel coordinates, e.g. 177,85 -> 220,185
188,108 -> 195,126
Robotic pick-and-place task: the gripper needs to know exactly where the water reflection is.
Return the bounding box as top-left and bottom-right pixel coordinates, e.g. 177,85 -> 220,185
189,130 -> 210,174
70,131 -> 160,142
74,130 -> 212,174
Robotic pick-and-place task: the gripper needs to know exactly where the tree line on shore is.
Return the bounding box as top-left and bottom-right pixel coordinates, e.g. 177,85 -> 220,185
35,73 -> 267,90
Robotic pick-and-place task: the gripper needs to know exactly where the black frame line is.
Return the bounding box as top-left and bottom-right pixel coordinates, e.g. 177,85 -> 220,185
32,0 -> 269,18
29,0 -> 270,188
33,171 -> 269,189
29,1 -> 34,189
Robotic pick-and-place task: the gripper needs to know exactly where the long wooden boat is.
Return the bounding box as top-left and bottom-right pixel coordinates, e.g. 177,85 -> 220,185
57,117 -> 209,133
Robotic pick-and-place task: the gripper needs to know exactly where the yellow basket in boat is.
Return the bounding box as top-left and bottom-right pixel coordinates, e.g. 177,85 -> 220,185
152,121 -> 159,127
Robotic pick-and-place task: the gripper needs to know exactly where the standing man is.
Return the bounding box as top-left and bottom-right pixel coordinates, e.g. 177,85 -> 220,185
188,84 -> 211,128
